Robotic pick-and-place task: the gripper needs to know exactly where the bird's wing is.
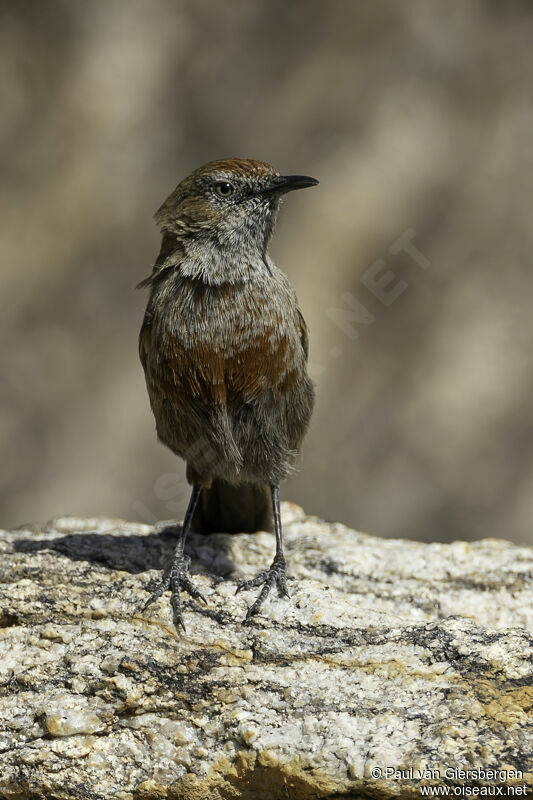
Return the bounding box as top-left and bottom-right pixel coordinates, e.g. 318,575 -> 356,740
136,233 -> 183,289
136,271 -> 158,290
138,313 -> 151,371
297,308 -> 309,361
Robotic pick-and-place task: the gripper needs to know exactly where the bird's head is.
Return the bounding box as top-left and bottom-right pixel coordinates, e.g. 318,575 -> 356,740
154,158 -> 318,283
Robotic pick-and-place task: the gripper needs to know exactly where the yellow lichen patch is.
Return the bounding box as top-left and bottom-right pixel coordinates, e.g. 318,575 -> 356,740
482,685 -> 533,724
240,727 -> 258,745
211,640 -> 254,665
134,778 -> 168,798
321,655 -> 451,683
232,758 -> 350,800
210,753 -> 236,776
235,749 -> 257,773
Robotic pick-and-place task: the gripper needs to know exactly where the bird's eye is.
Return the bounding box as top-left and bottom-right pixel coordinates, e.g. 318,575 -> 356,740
214,181 -> 234,198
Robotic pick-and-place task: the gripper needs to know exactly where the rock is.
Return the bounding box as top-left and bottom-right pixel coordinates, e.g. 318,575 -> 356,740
0,504 -> 531,799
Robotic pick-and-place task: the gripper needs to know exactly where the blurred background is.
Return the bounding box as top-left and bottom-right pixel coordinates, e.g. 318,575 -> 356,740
1,0 -> 533,545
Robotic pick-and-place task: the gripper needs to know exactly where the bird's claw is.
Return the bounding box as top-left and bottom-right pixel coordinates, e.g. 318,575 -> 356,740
236,555 -> 290,622
142,555 -> 206,632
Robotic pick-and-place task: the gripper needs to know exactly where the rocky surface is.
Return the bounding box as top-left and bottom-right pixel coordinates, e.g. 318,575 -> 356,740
0,504 -> 531,800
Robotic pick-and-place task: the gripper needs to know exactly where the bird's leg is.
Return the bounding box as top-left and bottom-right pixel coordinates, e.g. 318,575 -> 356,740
236,484 -> 290,622
142,483 -> 206,631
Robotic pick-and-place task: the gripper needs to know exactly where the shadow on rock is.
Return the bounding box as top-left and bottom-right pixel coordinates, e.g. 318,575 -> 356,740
13,525 -> 236,579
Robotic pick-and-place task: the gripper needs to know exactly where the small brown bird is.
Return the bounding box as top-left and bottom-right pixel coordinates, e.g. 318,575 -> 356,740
138,158 -> 317,629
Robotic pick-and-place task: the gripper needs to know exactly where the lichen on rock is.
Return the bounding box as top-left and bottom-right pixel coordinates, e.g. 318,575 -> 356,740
0,504 -> 531,799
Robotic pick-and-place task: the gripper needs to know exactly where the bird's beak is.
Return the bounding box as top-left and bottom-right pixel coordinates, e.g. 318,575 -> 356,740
258,174 -> 319,196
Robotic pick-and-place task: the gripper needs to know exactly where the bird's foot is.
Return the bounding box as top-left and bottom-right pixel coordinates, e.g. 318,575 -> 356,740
142,554 -> 206,632
236,554 -> 290,622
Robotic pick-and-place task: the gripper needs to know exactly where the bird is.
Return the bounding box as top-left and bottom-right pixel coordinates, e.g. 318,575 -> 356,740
137,157 -> 318,630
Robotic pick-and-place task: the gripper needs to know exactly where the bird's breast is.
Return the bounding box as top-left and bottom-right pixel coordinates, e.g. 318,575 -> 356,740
142,275 -> 305,407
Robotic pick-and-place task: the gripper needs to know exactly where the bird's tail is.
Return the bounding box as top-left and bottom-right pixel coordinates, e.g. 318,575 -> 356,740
191,479 -> 273,534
